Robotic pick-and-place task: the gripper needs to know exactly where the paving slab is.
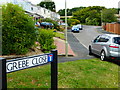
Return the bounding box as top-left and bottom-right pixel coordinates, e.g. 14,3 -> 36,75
54,37 -> 76,56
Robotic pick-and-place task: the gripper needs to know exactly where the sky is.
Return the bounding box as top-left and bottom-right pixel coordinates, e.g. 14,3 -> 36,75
28,0 -> 120,11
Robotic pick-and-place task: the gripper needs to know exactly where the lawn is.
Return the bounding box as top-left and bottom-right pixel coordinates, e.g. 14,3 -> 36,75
7,58 -> 118,88
54,31 -> 65,40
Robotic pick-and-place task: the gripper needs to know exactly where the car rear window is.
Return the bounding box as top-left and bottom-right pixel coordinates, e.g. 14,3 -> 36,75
113,37 -> 120,45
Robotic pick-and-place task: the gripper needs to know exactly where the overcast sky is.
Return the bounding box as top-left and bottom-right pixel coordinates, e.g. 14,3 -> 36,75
28,0 -> 120,11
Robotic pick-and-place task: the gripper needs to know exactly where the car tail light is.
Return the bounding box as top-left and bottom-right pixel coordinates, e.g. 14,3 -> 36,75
111,57 -> 115,59
109,45 -> 119,48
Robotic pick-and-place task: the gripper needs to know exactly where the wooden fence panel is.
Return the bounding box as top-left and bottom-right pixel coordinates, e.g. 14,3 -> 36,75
118,24 -> 120,35
109,24 -> 114,33
105,23 -> 120,35
106,23 -> 109,32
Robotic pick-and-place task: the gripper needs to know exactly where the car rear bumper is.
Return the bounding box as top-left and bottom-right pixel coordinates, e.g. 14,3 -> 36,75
72,30 -> 79,32
79,28 -> 82,30
109,51 -> 120,57
108,56 -> 120,60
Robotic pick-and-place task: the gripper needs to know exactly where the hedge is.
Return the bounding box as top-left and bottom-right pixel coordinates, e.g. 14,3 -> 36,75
2,3 -> 36,55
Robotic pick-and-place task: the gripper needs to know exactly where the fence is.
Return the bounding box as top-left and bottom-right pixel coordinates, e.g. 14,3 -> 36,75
105,23 -> 120,35
0,50 -> 58,89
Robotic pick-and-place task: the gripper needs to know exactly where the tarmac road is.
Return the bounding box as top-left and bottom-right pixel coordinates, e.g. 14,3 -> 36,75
72,25 -> 101,50
58,25 -> 100,62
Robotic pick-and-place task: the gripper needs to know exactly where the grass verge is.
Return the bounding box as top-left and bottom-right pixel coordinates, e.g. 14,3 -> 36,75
54,32 -> 65,40
7,58 -> 118,88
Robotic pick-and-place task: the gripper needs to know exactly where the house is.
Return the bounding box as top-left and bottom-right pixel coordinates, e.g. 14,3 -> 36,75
0,0 -> 60,21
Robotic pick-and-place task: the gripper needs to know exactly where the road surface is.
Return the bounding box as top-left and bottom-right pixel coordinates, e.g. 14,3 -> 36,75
58,25 -> 101,62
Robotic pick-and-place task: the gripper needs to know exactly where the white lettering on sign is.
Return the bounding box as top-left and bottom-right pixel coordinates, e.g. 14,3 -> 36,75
6,55 -> 50,73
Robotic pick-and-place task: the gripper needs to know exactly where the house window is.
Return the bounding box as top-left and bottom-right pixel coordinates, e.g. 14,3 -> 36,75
44,9 -> 46,14
31,7 -> 33,11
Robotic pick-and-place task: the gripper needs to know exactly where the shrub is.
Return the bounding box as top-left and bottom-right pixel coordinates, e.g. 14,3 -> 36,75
67,19 -> 80,26
38,29 -> 56,53
2,3 -> 36,55
85,17 -> 99,26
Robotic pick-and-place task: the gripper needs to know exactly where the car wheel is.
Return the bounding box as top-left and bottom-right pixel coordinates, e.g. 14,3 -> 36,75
100,50 -> 107,61
89,46 -> 93,55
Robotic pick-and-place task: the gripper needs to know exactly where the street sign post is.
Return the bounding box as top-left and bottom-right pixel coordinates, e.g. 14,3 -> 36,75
0,50 -> 57,89
0,58 -> 7,90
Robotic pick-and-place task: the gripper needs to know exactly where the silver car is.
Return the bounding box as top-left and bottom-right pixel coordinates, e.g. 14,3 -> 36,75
76,24 -> 83,30
89,34 -> 120,61
71,25 -> 79,32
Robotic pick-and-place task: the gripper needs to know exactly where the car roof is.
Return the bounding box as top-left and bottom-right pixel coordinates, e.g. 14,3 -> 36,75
72,25 -> 78,27
77,24 -> 81,26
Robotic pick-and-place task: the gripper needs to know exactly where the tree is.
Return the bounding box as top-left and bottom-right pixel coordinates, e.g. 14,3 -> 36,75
101,8 -> 117,23
37,0 -> 56,12
57,9 -> 65,16
57,7 -> 85,16
85,10 -> 101,25
67,19 -> 80,26
2,3 -> 36,55
72,6 -> 105,25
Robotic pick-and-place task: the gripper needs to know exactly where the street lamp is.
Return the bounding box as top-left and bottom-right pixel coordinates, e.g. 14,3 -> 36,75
65,0 -> 68,57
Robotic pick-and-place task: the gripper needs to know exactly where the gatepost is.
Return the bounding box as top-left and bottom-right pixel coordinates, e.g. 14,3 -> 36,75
0,50 -> 58,89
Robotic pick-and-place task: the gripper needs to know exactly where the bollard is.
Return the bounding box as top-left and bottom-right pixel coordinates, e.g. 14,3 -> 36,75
0,58 -> 7,90
51,50 -> 58,90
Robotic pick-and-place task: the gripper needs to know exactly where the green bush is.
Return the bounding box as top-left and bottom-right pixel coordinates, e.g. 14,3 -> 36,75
2,3 -> 36,55
85,17 -> 99,26
38,29 -> 56,53
67,19 -> 80,26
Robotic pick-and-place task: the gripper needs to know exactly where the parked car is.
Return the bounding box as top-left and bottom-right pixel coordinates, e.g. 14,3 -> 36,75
76,24 -> 83,30
35,21 -> 41,27
71,25 -> 80,32
40,22 -> 54,29
89,34 -> 120,61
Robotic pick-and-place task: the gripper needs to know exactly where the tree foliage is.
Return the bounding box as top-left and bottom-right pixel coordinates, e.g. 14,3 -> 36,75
67,19 -> 80,26
58,7 -> 85,16
72,6 -> 105,25
37,0 -> 56,12
2,3 -> 36,55
101,8 -> 117,23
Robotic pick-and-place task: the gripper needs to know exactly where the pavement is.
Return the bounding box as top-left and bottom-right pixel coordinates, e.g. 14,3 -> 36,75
54,37 -> 76,56
95,26 -> 113,34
